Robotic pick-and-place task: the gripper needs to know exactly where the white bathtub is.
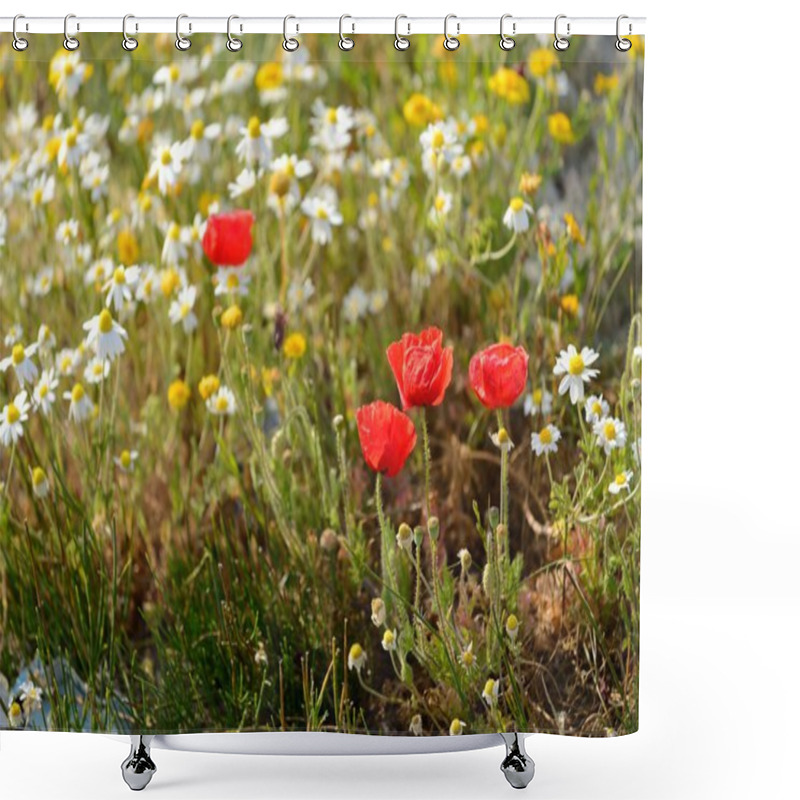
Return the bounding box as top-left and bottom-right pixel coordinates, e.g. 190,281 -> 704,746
116,731 -> 535,791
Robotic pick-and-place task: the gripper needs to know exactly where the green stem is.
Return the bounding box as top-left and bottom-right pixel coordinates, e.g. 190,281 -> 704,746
421,411 -> 432,520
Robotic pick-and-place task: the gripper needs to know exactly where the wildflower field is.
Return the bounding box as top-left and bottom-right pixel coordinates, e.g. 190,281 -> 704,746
0,34 -> 643,738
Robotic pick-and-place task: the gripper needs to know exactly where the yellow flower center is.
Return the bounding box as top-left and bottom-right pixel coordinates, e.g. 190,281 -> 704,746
509,197 -> 524,212
315,207 -> 328,220
120,450 -> 132,469
190,119 -> 205,139
483,679 -> 495,695
32,466 -> 46,486
382,630 -> 395,647
98,309 -> 113,334
615,473 -> 627,486
506,614 -> 518,630
497,428 -> 509,445
349,643 -> 363,660
568,354 -> 585,375
247,116 -> 261,138
71,383 -> 85,403
226,273 -> 240,289
434,196 -> 446,212
60,356 -> 73,372
180,302 -> 190,318
65,129 -> 78,149
462,649 -> 474,667
168,222 -> 180,241
6,402 -> 20,424
539,427 -> 552,445
32,187 -> 44,205
169,65 -> 180,82
604,421 -> 617,441
431,129 -> 445,150
11,344 -> 25,365
532,389 -> 543,405
93,362 -> 104,376
160,149 -> 172,166
215,395 -> 229,413
326,108 -> 338,124
38,383 -> 49,398
64,61 -> 75,77
113,266 -> 126,284
592,401 -> 603,416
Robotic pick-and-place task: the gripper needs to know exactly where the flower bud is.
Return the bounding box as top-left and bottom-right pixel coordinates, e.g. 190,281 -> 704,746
428,516 -> 440,541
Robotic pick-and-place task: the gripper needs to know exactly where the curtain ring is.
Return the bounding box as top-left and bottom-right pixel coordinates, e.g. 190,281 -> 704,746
122,14 -> 138,51
283,15 -> 299,52
339,15 -> 354,51
553,14 -> 570,51
12,14 -> 29,51
227,15 -> 243,52
175,14 -> 192,51
394,15 -> 410,51
615,15 -> 632,51
499,14 -> 515,50
63,14 -> 79,51
443,14 -> 460,51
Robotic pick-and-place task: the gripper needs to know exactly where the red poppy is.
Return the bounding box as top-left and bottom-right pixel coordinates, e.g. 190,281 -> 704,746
202,210 -> 255,267
356,401 -> 417,478
386,327 -> 453,410
468,343 -> 529,409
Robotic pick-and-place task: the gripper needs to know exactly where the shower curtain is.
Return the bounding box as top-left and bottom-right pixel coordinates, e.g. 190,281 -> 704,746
0,31 -> 643,738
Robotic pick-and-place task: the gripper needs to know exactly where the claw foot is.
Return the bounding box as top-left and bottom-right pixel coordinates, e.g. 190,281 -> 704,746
499,732 -> 535,789
121,735 -> 156,791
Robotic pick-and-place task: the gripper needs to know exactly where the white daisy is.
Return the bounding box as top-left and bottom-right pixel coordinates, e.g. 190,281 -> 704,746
482,678 -> 500,707
206,386 -> 236,416
169,285 -> 198,333
213,269 -> 251,298
84,356 -> 110,385
183,119 -> 221,162
55,348 -> 80,378
161,222 -> 187,266
429,190 -> 452,222
609,470 -> 634,495
449,719 -> 466,736
0,391 -> 30,447
104,265 -> 140,311
491,428 -> 514,453
236,115 -> 289,167
370,598 -> 386,627
1,342 -> 39,385
286,278 -> 315,312
37,324 -> 56,352
228,168 -> 257,199
4,324 -> 22,348
31,467 -> 50,499
85,257 -> 114,288
503,196 -> 534,233
531,424 -> 561,456
114,449 -> 139,473
584,394 -> 610,425
347,643 -> 366,674
301,196 -> 342,245
342,285 -> 369,323
553,344 -> 600,404
381,629 -> 397,652
32,368 -> 58,416
148,141 -> 185,195
82,309 -> 127,362
523,386 -> 553,417
64,382 -> 93,423
594,416 -> 627,454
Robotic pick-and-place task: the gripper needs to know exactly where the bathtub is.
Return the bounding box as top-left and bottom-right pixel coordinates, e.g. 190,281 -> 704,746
118,731 -> 534,791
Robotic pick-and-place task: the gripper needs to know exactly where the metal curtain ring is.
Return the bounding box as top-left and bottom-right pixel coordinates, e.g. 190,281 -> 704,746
499,14 -> 515,50
338,15 -> 354,50
175,14 -> 192,50
63,14 -> 79,50
227,15 -> 243,51
12,14 -> 29,51
553,14 -> 570,51
122,14 -> 138,51
394,15 -> 410,50
283,15 -> 299,52
615,14 -> 632,51
443,14 -> 460,51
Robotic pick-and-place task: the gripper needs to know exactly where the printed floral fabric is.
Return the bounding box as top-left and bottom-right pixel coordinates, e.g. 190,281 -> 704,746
0,33 -> 643,736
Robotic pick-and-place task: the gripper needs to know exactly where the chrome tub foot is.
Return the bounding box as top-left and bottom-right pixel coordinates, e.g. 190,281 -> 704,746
121,735 -> 157,791
499,732 -> 534,789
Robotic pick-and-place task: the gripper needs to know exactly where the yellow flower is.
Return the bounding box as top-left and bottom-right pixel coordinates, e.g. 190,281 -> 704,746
594,72 -> 620,95
117,229 -> 139,266
528,48 -> 559,78
564,212 -> 585,245
221,305 -> 243,330
198,191 -> 219,217
548,112 -> 575,145
256,62 -> 283,91
560,294 -> 580,317
488,67 -> 530,105
198,374 -> 221,401
403,93 -> 436,127
283,332 -> 307,360
472,113 -> 489,136
259,367 -> 278,397
167,379 -> 191,410
519,172 -> 542,196
160,268 -> 181,298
